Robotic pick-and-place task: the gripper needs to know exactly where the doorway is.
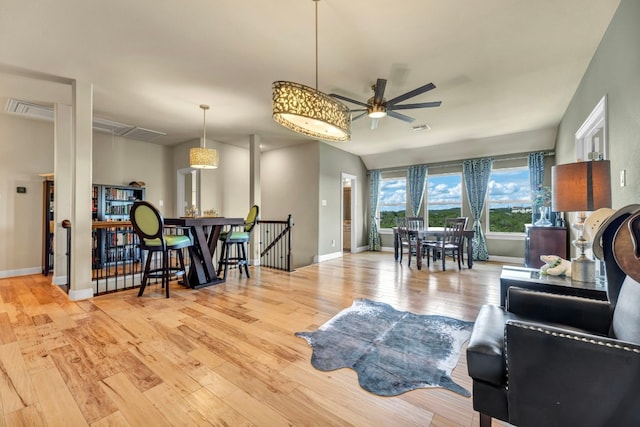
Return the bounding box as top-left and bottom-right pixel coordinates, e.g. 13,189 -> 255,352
341,173 -> 357,253
176,168 -> 198,217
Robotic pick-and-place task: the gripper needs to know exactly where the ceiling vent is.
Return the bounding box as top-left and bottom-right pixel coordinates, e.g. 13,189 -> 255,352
92,117 -> 134,136
5,98 -> 166,142
121,127 -> 167,142
6,98 -> 54,120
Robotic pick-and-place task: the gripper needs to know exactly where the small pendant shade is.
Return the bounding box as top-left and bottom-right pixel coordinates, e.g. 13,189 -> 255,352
190,104 -> 219,169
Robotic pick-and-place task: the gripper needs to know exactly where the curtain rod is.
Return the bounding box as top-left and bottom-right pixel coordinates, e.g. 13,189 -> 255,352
371,151 -> 555,174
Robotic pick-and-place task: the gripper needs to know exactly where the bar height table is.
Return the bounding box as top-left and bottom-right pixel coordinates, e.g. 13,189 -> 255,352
165,216 -> 244,289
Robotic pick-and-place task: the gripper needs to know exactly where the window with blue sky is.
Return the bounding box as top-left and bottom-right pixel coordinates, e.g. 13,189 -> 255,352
487,167 -> 532,233
378,167 -> 532,232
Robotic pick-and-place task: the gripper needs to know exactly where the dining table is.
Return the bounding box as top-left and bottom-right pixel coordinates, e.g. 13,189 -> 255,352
393,227 -> 475,270
165,216 -> 244,289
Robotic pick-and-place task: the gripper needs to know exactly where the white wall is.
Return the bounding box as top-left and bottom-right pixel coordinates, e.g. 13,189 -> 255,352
0,115 -> 54,275
92,132 -> 173,216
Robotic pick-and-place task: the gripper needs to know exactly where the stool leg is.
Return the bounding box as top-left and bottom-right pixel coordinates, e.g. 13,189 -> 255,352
138,251 -> 153,297
239,242 -> 250,277
177,249 -> 187,287
163,250 -> 170,298
217,242 -> 227,276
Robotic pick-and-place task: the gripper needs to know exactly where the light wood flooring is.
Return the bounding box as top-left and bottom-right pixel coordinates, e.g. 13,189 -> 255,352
0,252 -> 514,426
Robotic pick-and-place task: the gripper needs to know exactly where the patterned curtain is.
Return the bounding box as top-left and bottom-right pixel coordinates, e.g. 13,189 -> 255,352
407,164 -> 428,217
528,152 -> 545,224
368,170 -> 381,251
462,158 -> 493,260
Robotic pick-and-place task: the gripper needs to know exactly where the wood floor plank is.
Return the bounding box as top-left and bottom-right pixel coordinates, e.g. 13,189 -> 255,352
0,342 -> 35,414
100,373 -> 170,427
30,367 -> 89,427
0,253 -> 516,426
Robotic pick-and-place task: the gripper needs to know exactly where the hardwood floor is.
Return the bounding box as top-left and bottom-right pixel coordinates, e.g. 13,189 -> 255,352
0,252 -> 514,426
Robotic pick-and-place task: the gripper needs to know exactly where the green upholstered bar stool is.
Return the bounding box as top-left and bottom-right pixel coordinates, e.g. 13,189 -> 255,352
130,201 -> 192,298
217,205 -> 259,278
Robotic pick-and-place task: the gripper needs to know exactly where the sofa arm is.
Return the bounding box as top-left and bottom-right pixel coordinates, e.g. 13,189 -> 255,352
505,320 -> 640,427
506,287 -> 612,335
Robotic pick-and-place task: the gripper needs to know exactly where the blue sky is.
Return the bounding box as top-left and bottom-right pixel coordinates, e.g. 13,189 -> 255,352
379,168 -> 532,211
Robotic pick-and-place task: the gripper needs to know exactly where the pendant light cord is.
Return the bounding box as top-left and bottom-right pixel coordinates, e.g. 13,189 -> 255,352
314,0 -> 318,90
200,104 -> 209,148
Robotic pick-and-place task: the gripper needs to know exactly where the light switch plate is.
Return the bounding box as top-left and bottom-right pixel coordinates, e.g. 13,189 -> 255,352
620,169 -> 626,187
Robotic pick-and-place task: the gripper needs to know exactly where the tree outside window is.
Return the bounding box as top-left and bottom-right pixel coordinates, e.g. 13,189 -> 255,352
378,177 -> 407,228
487,167 -> 532,233
427,174 -> 462,227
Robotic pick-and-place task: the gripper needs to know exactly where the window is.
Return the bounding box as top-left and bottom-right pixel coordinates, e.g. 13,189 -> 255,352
378,177 -> 406,228
487,167 -> 532,233
427,174 -> 462,227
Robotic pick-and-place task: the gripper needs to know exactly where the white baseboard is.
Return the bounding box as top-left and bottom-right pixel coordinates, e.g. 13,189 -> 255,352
314,251 -> 343,263
68,287 -> 94,301
52,275 -> 68,286
0,267 -> 41,279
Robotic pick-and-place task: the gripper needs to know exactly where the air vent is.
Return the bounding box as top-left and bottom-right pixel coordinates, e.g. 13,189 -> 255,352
121,127 -> 167,142
92,117 -> 134,136
5,98 -> 166,142
412,124 -> 431,132
6,98 -> 54,120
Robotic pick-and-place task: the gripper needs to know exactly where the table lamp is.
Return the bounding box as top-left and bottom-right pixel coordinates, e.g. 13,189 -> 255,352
551,160 -> 611,282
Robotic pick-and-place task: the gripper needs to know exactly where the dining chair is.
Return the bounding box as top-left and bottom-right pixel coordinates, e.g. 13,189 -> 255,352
424,217 -> 466,270
405,216 -> 424,230
217,205 -> 259,278
455,216 -> 469,265
130,201 -> 192,298
397,217 -> 421,267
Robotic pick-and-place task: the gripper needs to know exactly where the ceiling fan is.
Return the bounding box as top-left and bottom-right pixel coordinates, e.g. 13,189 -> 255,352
330,78 -> 441,129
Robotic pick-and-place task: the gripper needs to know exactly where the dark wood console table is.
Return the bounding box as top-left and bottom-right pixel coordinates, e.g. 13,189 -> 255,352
524,225 -> 567,268
499,265 -> 607,307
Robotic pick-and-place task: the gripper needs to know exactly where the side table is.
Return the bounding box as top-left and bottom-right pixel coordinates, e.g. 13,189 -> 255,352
499,265 -> 607,307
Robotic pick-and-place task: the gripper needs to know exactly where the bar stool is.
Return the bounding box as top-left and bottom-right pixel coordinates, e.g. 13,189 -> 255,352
217,205 -> 259,278
130,201 -> 192,298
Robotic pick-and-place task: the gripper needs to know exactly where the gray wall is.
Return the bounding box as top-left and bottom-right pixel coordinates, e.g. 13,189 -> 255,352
318,143 -> 368,255
556,0 -> 639,208
262,142 -> 320,269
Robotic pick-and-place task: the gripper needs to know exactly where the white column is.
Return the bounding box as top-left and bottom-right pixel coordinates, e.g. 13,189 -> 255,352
249,134 -> 261,265
53,104 -> 72,285
68,81 -> 94,300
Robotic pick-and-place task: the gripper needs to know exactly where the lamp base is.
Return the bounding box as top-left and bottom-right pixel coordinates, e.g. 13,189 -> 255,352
571,255 -> 596,282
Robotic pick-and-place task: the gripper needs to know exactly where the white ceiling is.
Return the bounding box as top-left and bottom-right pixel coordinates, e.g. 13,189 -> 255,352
0,0 -> 621,169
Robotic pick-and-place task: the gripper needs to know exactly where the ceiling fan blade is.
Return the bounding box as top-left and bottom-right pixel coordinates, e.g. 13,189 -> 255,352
389,101 -> 442,110
329,93 -> 369,108
387,82 -> 436,106
352,112 -> 368,121
370,118 -> 379,130
387,110 -> 416,123
373,78 -> 387,104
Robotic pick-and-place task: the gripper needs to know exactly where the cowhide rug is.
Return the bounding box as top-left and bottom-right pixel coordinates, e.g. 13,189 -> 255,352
296,298 -> 474,397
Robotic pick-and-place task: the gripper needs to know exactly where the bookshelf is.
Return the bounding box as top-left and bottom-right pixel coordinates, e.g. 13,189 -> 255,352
43,182 -> 145,273
93,184 -> 145,268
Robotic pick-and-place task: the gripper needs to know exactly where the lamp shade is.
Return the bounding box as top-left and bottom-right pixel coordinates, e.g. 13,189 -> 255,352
189,147 -> 219,169
551,160 -> 611,212
272,81 -> 351,142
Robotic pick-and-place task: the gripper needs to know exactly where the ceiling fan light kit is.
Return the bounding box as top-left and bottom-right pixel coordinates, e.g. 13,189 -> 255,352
367,103 -> 387,119
331,78 -> 442,129
271,0 -> 351,142
189,104 -> 219,169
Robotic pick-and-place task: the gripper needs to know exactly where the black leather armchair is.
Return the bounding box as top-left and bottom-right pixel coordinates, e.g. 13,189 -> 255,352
467,208 -> 640,427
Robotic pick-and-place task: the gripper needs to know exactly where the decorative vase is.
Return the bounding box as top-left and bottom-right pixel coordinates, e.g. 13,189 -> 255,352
535,206 -> 553,226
